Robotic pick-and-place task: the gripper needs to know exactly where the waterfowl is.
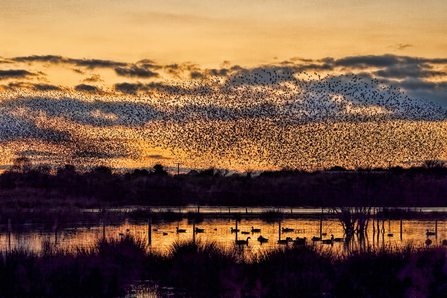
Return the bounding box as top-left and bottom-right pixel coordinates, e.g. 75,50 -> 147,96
322,235 -> 334,244
119,233 -> 124,236
235,237 -> 251,245
282,227 -> 294,233
426,229 -> 436,236
426,238 -> 432,246
195,227 -> 204,233
163,232 -> 168,236
278,237 -> 292,244
176,227 -> 186,233
321,233 -> 327,236
257,235 -> 268,243
387,234 -> 393,237
311,236 -> 321,241
241,231 -> 250,235
231,227 -> 240,233
333,237 -> 344,242
126,229 -> 130,232
251,227 -> 261,233
293,237 -> 306,245
442,240 -> 447,246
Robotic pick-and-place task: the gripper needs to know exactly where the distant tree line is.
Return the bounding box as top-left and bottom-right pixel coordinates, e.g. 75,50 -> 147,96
2,157 -> 447,207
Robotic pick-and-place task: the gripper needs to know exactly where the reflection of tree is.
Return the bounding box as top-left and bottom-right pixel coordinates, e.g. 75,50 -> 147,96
332,206 -> 372,238
11,156 -> 32,173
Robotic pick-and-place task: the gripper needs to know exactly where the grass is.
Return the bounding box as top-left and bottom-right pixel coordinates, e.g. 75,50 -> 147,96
3,236 -> 447,297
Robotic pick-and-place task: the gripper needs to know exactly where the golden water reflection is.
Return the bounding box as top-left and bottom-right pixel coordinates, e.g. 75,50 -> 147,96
1,218 -> 446,255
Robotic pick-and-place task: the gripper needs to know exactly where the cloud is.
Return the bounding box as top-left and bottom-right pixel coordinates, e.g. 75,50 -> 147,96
17,150 -> 57,157
0,82 -> 62,91
0,69 -> 36,80
333,55 -> 401,68
396,44 -> 412,50
74,84 -> 103,94
72,68 -> 85,74
373,63 -> 446,79
147,154 -> 171,159
114,66 -> 159,78
82,74 -> 103,83
72,151 -> 128,159
10,55 -> 128,69
190,72 -> 203,79
0,96 -> 165,128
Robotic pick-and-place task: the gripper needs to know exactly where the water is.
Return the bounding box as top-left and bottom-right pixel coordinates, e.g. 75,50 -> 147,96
1,215 -> 444,255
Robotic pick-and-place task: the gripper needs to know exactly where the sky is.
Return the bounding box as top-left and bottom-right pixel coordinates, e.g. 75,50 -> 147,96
1,0 -> 447,172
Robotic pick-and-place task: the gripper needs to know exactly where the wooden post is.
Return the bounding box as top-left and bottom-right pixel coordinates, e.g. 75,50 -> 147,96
320,208 -> 323,238
400,219 -> 402,241
148,218 -> 152,245
435,220 -> 438,239
193,220 -> 195,243
279,221 -> 281,241
235,219 -> 238,241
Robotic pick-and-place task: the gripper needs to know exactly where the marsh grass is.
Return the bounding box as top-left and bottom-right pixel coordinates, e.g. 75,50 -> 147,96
260,208 -> 284,222
3,236 -> 447,297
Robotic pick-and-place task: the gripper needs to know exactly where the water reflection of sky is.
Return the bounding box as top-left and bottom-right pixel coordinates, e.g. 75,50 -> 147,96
1,217 -> 446,256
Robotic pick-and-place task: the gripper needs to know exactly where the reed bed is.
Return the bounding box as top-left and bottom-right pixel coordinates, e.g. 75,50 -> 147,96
2,236 -> 447,297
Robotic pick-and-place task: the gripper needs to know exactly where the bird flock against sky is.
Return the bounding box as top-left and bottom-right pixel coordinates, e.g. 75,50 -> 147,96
1,66 -> 446,173
1,0 -> 447,172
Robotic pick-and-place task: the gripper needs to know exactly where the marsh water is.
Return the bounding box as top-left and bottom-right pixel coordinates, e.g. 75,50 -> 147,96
1,207 -> 446,255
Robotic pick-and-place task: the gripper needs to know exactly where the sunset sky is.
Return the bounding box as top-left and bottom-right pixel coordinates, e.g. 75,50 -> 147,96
1,0 -> 447,172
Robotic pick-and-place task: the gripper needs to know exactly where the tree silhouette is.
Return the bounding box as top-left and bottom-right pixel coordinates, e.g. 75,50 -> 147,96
153,164 -> 168,176
11,156 -> 32,173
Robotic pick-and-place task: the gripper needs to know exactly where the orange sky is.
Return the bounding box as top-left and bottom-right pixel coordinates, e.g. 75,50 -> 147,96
1,0 -> 447,65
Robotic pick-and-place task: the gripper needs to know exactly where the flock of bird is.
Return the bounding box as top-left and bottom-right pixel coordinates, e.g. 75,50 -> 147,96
122,225 -> 447,248
1,70 -> 446,170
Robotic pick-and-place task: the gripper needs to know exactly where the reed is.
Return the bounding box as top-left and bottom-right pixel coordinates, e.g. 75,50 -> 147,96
3,238 -> 447,297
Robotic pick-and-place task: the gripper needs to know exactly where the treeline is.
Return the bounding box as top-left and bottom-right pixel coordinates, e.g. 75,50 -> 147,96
2,161 -> 447,207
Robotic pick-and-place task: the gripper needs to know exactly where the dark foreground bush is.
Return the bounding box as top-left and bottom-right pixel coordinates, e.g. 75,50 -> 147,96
2,239 -> 447,297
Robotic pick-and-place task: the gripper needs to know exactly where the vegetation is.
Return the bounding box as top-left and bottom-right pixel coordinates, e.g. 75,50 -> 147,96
3,161 -> 447,209
2,236 -> 447,297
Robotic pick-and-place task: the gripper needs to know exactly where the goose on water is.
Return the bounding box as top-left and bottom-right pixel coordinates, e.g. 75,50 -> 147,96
293,237 -> 306,245
176,227 -> 186,233
322,235 -> 334,244
236,237 -> 251,245
333,237 -> 344,242
257,235 -> 268,243
311,236 -> 321,241
251,227 -> 261,233
195,227 -> 204,233
282,227 -> 294,233
426,229 -> 436,236
241,231 -> 250,235
231,227 -> 240,233
278,237 -> 292,244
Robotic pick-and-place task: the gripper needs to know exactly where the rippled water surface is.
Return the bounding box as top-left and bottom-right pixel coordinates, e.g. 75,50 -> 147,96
1,213 -> 445,255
